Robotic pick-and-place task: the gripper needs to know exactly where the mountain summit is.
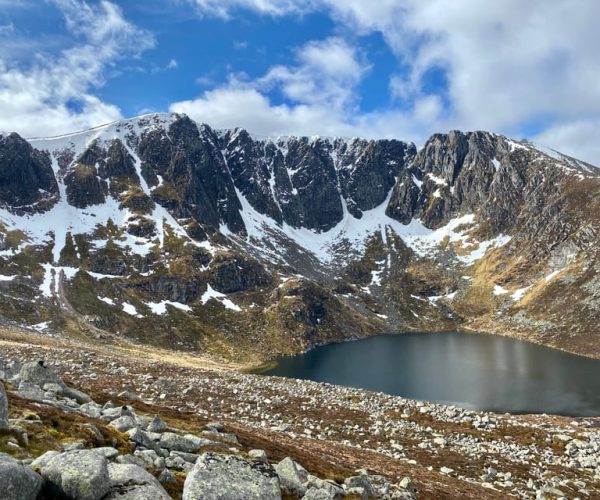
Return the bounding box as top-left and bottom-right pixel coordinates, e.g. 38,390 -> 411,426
0,112 -> 598,361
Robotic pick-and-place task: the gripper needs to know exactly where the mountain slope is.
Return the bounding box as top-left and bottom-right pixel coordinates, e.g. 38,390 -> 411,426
0,113 -> 599,361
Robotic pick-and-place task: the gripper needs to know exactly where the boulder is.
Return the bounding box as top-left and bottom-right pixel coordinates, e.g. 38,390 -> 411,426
159,432 -> 209,453
19,360 -> 64,388
275,457 -> 307,497
126,428 -> 161,452
109,416 -> 138,432
0,382 -> 8,429
103,463 -> 171,500
17,381 -> 46,401
0,453 -> 43,500
39,450 -> 110,500
304,487 -> 337,500
30,450 -> 61,469
248,449 -> 268,462
183,452 -> 281,500
146,415 -> 167,433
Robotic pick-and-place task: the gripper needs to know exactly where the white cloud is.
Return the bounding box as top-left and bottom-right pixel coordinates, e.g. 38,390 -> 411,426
0,0 -> 154,137
258,37 -> 367,110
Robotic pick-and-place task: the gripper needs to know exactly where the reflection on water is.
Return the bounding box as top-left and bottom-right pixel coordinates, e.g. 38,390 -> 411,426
262,332 -> 600,416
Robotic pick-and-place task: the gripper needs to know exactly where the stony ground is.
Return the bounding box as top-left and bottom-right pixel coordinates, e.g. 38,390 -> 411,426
1,328 -> 599,499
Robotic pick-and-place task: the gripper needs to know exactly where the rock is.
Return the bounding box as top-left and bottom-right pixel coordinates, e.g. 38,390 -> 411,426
19,360 -> 64,388
304,487 -> 337,500
0,382 -> 8,429
275,457 -> 307,496
80,402 -> 103,419
344,475 -> 378,497
182,452 -> 281,500
93,447 -> 120,460
306,476 -> 345,498
63,441 -> 85,451
146,415 -> 167,433
398,477 -> 416,495
116,454 -> 148,468
63,386 -> 92,404
158,468 -> 177,485
0,133 -> 59,211
30,450 -> 61,469
159,432 -> 211,453
17,381 -> 46,401
0,453 -> 43,500
103,463 -> 171,500
248,449 -> 268,462
39,450 -> 110,500
206,421 -> 225,432
170,450 -> 201,463
110,416 -> 139,432
126,427 -> 160,452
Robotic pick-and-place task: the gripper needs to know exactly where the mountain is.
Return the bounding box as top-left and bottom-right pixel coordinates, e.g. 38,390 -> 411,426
0,112 -> 599,362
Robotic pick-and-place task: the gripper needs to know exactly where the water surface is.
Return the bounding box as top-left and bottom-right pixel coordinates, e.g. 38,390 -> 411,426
262,332 -> 600,416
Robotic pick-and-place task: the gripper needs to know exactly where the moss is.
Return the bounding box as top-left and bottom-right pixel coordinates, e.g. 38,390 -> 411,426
59,232 -> 79,267
152,182 -> 183,203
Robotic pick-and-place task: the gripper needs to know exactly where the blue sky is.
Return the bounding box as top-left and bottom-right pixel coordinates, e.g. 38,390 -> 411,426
1,0 -> 599,164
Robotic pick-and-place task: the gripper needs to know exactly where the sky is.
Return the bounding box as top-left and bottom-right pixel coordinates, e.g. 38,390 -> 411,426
1,0 -> 599,165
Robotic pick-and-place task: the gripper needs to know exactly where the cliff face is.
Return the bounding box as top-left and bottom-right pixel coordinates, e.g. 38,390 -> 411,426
0,113 -> 599,361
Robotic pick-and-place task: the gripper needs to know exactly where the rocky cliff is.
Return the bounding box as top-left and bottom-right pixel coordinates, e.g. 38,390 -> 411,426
0,113 -> 599,361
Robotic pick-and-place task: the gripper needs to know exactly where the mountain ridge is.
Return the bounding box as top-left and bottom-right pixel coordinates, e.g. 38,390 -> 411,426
1,112 -> 599,362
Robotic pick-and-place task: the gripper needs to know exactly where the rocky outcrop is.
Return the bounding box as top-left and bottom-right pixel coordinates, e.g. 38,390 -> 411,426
138,116 -> 245,233
65,164 -> 107,208
183,452 -> 282,500
0,132 -> 58,212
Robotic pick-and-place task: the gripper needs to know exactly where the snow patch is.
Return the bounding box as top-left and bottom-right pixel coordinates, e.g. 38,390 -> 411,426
122,302 -> 143,317
201,284 -> 242,312
146,300 -> 192,315
511,286 -> 531,301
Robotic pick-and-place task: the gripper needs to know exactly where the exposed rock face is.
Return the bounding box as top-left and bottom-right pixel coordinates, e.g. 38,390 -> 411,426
138,116 -> 245,232
65,164 -> 107,208
0,133 -> 58,212
182,452 -> 282,500
39,450 -> 110,500
0,453 -> 43,500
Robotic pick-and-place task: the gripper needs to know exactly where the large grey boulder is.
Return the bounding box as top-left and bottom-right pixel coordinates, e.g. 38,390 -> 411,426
0,453 -> 43,500
19,360 -> 64,388
0,382 -> 8,429
183,452 -> 281,500
159,431 -> 213,453
39,450 -> 110,500
18,360 -> 91,403
104,463 -> 171,500
275,457 -> 307,497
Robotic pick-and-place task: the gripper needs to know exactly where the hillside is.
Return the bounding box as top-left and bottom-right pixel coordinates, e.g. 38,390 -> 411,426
0,113 -> 599,362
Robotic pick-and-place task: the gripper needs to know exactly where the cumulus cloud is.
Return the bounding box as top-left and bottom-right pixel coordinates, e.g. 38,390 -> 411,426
0,0 -> 154,137
184,0 -> 600,164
